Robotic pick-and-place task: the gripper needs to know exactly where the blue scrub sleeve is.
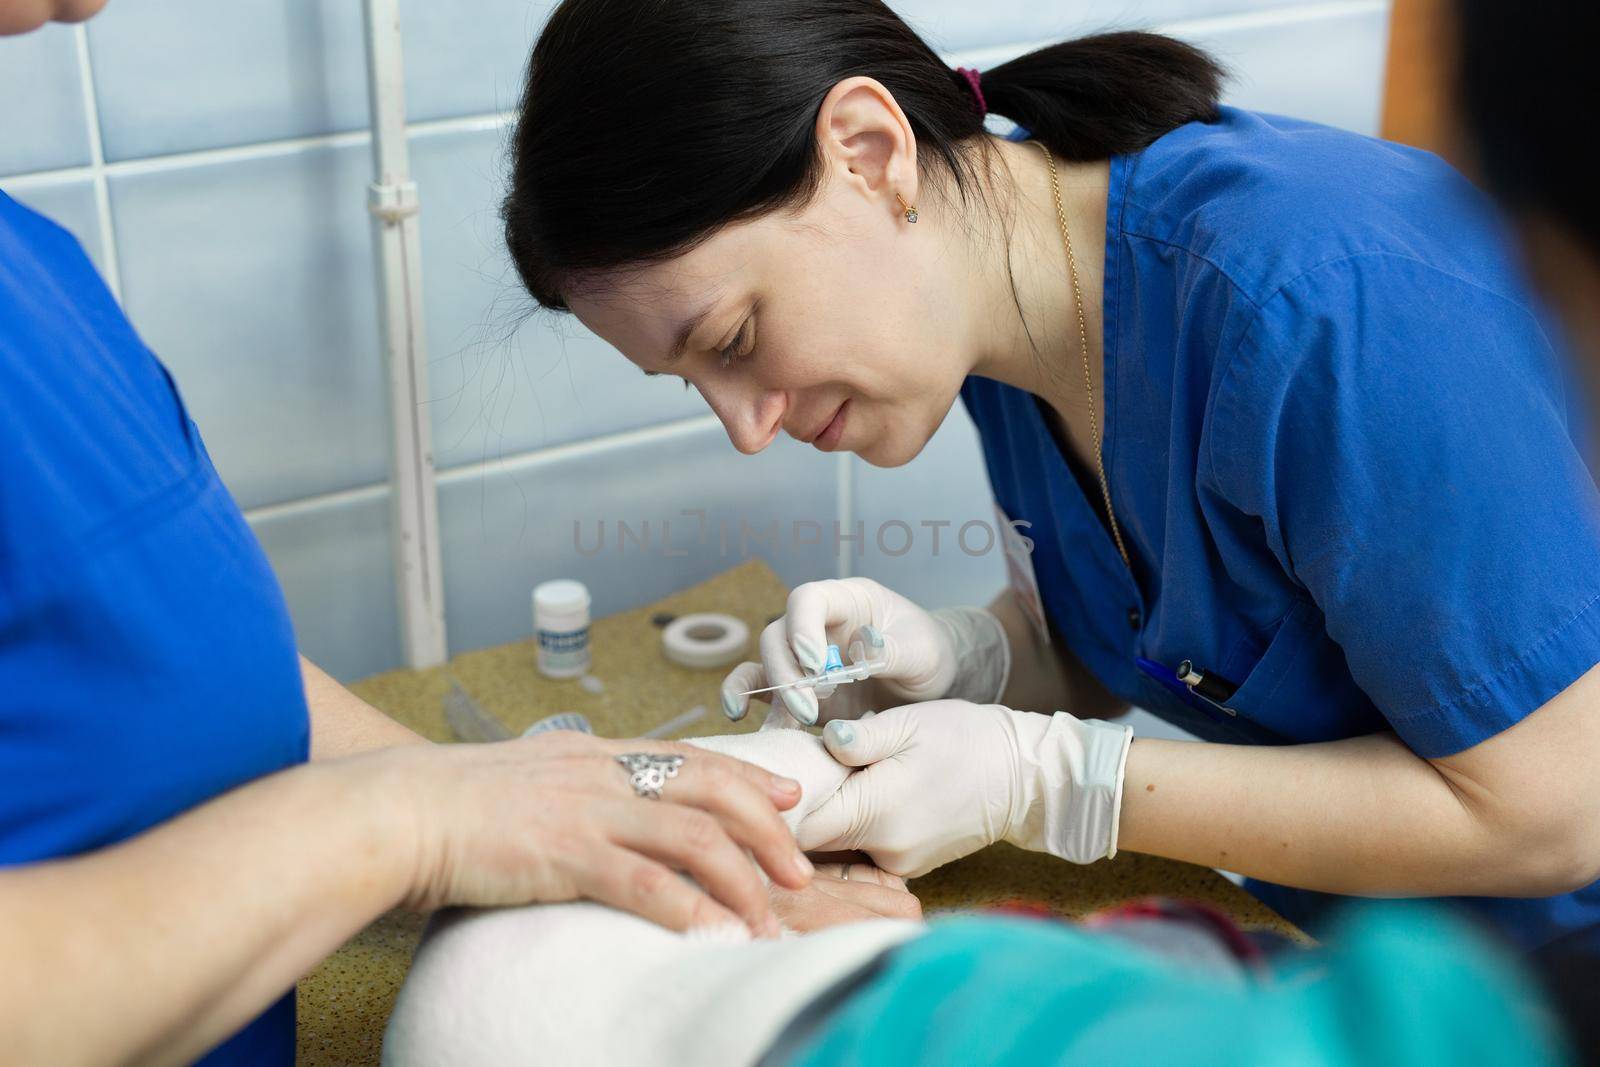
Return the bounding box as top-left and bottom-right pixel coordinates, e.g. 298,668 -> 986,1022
1209,253 -> 1600,757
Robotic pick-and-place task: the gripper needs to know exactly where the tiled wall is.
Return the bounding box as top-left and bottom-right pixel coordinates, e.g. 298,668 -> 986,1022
2,0 -> 1391,681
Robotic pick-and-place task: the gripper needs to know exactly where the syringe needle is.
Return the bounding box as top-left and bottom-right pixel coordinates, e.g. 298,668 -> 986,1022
738,680 -> 805,698
734,640 -> 886,700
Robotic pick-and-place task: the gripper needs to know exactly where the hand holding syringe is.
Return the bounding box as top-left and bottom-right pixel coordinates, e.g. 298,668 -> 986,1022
736,627 -> 888,702
723,579 -> 1010,727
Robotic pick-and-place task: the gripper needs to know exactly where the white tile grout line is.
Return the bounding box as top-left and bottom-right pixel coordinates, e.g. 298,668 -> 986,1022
434,412 -> 723,485
3,1 -> 1388,189
241,480 -> 390,525
949,0 -> 1386,68
71,22 -> 121,300
240,413 -> 724,524
0,111 -> 518,190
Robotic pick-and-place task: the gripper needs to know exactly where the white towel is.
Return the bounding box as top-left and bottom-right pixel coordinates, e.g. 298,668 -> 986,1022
383,727 -> 921,1067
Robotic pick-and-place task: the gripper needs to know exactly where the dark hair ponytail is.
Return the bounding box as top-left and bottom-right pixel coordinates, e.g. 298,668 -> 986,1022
981,32 -> 1225,161
504,1 -> 1223,311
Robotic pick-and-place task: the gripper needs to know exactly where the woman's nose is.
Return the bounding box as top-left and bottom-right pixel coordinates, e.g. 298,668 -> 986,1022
701,382 -> 784,455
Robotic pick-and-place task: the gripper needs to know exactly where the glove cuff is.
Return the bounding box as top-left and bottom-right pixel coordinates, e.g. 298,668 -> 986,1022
1086,719 -> 1134,861
1007,713 -> 1133,865
930,606 -> 1012,705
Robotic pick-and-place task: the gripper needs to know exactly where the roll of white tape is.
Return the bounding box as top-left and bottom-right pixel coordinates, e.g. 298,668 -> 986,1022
661,612 -> 750,670
522,711 -> 594,737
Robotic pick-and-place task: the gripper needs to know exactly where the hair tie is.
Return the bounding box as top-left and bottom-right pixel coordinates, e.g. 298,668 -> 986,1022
956,66 -> 987,118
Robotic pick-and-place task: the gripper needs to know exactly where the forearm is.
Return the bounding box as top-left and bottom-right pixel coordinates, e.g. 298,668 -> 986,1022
989,589 -> 1127,718
302,655 -> 426,759
1118,731 -> 1572,897
0,756 -> 411,1067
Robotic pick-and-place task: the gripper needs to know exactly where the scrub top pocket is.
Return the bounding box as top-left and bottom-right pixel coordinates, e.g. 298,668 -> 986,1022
1221,599 -> 1387,744
1219,599 -> 1316,724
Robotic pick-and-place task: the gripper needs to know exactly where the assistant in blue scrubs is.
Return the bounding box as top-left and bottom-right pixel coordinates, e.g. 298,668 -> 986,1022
963,107 -> 1600,951
0,190 -> 310,1062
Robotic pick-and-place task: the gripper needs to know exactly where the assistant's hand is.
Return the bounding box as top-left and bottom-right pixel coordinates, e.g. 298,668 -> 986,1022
361,732 -> 815,937
720,578 -> 1011,727
796,700 -> 1134,878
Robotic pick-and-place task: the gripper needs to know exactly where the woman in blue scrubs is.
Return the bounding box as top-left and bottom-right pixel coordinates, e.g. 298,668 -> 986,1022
0,4 -> 827,1063
503,0 -> 1600,952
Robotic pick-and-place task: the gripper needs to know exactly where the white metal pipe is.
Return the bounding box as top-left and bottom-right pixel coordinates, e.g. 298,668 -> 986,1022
361,0 -> 448,668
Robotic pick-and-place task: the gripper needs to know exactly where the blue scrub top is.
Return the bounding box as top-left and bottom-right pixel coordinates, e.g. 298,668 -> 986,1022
0,191 -> 309,1063
963,108 -> 1600,950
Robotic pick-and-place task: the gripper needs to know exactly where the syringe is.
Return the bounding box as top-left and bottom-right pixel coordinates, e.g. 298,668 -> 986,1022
737,628 -> 886,700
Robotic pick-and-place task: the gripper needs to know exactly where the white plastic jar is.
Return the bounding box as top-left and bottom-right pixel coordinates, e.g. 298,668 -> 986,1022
532,579 -> 591,679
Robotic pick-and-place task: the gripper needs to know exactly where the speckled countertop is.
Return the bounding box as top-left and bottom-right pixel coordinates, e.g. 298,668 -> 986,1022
295,560 -> 1301,1066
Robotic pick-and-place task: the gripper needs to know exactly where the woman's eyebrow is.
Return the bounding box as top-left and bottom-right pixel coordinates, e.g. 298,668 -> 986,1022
641,303 -> 715,377
665,302 -> 718,366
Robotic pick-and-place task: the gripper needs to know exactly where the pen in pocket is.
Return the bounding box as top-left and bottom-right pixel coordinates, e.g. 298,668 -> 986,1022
1176,660 -> 1240,706
1135,656 -> 1240,718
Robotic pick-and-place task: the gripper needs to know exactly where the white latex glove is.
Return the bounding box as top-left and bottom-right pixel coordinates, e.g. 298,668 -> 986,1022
796,700 -> 1133,878
720,578 -> 1011,727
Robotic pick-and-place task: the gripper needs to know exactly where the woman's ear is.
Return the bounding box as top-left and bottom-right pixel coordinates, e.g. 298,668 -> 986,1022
813,76 -> 919,221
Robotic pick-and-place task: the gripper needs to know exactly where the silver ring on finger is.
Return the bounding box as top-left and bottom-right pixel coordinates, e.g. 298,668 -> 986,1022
616,752 -> 685,800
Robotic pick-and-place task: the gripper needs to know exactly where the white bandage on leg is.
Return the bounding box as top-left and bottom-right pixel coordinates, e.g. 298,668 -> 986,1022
383,730 -> 920,1067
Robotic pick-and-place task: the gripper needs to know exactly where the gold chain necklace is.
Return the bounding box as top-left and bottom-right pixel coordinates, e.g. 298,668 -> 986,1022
1032,140 -> 1131,571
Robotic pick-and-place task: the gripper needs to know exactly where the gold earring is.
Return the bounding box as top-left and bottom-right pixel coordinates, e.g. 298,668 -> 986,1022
894,192 -> 919,224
